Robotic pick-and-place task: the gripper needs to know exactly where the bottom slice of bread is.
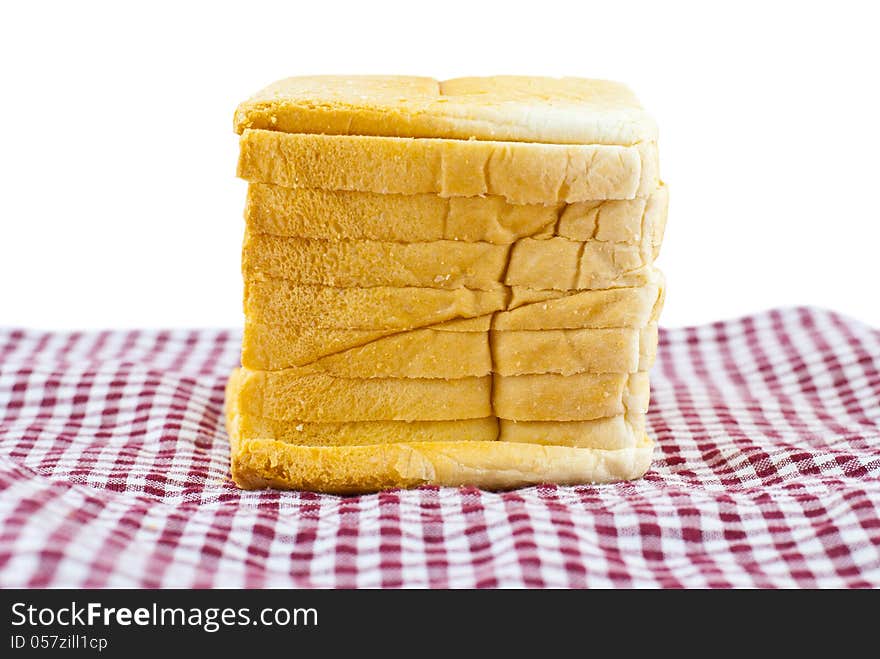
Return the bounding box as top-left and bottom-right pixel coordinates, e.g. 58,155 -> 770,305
229,430 -> 653,494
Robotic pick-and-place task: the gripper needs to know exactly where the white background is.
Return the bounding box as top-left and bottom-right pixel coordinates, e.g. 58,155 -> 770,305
2,0 -> 878,330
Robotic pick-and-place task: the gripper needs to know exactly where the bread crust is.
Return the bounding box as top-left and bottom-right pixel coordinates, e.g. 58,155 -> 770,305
233,75 -> 657,146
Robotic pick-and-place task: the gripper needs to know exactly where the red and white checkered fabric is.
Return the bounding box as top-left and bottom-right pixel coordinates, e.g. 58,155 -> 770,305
0,307 -> 878,588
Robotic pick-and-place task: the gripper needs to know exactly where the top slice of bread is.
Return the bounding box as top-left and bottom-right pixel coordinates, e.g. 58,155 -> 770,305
234,75 -> 656,146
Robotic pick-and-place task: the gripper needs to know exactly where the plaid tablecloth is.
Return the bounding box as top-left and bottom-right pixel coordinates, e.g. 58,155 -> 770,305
0,307 -> 878,588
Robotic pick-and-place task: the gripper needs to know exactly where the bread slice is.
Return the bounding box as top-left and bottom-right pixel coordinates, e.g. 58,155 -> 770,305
233,75 -> 657,146
491,323 -> 657,376
244,232 -> 509,290
228,368 -> 498,444
232,365 -> 646,424
245,183 -> 666,292
246,269 -> 663,332
243,272 -> 664,366
239,415 -> 500,446
235,412 -> 645,450
229,433 -> 654,493
228,372 -> 647,450
639,322 -> 659,371
244,320 -> 656,375
557,181 -> 668,245
505,238 -> 653,291
245,182 -> 559,244
234,366 -> 491,422
238,129 -> 658,203
495,270 -> 665,330
243,314 -> 654,376
493,371 -> 649,421
261,327 -> 491,378
245,181 -> 666,245
242,316 -> 491,369
244,235 -> 662,293
498,414 -> 646,449
245,279 -> 508,330
503,183 -> 669,288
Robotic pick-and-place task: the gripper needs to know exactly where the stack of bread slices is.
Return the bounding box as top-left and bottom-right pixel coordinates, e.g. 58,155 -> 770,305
225,76 -> 666,493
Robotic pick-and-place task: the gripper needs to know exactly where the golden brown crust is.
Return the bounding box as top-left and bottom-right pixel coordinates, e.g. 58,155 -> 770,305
233,75 -> 657,146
